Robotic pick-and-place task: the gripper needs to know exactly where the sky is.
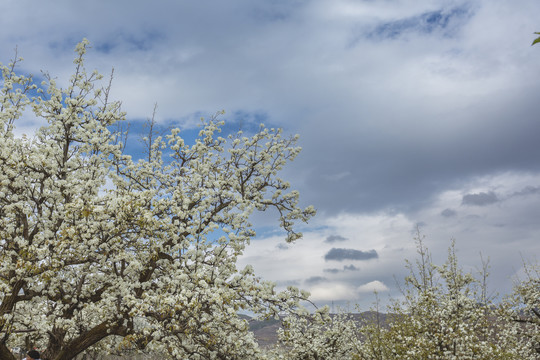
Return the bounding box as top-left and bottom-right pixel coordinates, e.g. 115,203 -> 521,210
1,0 -> 539,311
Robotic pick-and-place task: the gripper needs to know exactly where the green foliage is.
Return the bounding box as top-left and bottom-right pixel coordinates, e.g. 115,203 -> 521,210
532,32 -> 540,46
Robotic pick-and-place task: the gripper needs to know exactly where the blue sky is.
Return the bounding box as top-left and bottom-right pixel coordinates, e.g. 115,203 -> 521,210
1,0 -> 540,310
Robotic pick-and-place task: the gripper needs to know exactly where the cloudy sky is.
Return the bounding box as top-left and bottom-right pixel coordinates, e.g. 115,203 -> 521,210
2,0 -> 540,310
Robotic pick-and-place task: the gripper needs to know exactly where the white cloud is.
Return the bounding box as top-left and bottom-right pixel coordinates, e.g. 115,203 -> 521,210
309,283 -> 358,302
357,280 -> 389,293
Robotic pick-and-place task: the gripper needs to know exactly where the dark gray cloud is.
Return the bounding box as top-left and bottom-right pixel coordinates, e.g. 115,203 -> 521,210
325,235 -> 347,243
276,243 -> 289,250
512,186 -> 540,197
441,208 -> 457,217
297,83 -> 540,215
324,248 -> 378,262
323,264 -> 360,273
305,276 -> 327,285
323,268 -> 340,274
276,279 -> 301,287
462,192 -> 499,206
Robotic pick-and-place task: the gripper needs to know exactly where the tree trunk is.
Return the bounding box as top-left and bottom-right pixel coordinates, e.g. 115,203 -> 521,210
0,344 -> 16,360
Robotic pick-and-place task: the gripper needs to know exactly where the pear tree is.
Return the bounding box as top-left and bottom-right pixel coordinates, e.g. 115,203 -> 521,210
0,40 -> 315,360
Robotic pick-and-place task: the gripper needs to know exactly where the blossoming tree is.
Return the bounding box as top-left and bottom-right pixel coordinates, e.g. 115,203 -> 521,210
271,236 -> 537,359
372,240 -> 514,359
0,40 -> 315,360
502,261 -> 540,358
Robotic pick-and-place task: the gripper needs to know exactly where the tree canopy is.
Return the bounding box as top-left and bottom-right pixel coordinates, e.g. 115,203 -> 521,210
0,40 -> 315,360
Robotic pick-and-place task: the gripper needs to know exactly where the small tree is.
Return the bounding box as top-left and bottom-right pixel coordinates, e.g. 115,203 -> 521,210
273,307 -> 361,360
376,238 -> 514,359
502,261 -> 540,358
0,40 -> 315,360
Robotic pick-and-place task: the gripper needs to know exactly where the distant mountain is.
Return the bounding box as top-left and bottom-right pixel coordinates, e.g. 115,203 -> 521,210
248,317 -> 282,347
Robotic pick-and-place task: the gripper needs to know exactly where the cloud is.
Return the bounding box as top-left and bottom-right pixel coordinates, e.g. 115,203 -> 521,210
367,5 -> 471,40
357,280 -> 389,293
309,283 -> 359,302
512,186 -> 540,197
94,30 -> 165,54
323,172 -> 351,181
323,264 -> 360,274
344,264 -> 359,271
441,208 -> 457,217
324,248 -> 378,262
323,268 -> 340,274
462,191 -> 499,206
325,235 -> 348,243
305,276 -> 327,285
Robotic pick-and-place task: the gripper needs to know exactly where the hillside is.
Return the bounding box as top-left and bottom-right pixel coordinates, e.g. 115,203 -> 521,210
248,311 -> 391,348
